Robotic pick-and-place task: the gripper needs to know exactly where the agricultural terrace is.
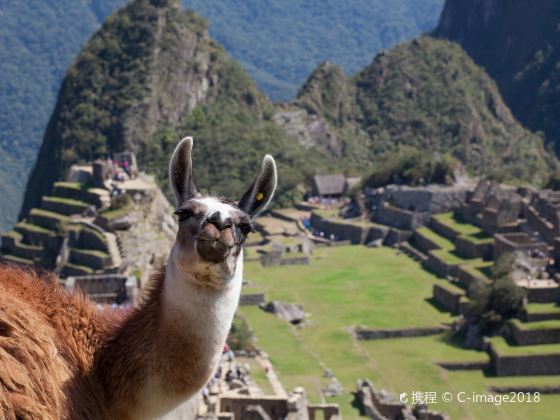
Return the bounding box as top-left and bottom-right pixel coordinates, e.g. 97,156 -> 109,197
239,246 -> 560,419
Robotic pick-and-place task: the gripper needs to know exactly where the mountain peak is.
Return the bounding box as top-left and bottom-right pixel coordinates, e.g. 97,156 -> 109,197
149,0 -> 180,8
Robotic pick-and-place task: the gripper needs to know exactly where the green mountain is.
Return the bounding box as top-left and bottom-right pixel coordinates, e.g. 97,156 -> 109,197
1,0 -> 445,230
433,0 -> 560,152
20,0 -> 554,221
20,0 -> 318,217
182,0 -> 445,101
278,37 -> 555,184
0,0 -> 127,231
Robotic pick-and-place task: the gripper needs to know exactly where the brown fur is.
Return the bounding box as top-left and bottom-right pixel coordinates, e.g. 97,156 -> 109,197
0,264 -> 202,419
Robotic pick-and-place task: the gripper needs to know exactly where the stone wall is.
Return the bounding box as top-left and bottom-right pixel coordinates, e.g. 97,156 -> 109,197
458,205 -> 483,227
494,233 -> 549,263
67,223 -> 109,252
525,206 -> 556,244
29,212 -> 64,231
219,396 -> 289,419
356,379 -> 408,419
521,308 -> 560,322
383,228 -> 413,246
218,391 -> 323,420
66,274 -> 137,304
413,230 -> 440,253
366,185 -> 467,214
489,344 -> 560,376
456,266 -> 489,289
61,264 -> 92,277
437,361 -> 489,371
488,385 -> 560,394
354,326 -> 450,340
260,252 -> 310,267
2,236 -> 44,261
42,197 -> 91,216
310,212 -> 377,244
510,321 -> 560,345
69,249 -> 111,270
428,217 -> 458,241
374,204 -> 428,230
526,286 -> 560,303
309,212 -> 413,246
308,404 -> 340,420
279,256 -> 310,265
455,236 -> 493,260
15,227 -> 60,251
433,283 -> 465,314
53,184 -> 105,208
239,293 -> 266,306
423,252 -> 457,278
356,379 -> 449,420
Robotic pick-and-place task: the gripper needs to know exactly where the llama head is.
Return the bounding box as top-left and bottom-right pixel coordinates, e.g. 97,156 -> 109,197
168,137 -> 277,287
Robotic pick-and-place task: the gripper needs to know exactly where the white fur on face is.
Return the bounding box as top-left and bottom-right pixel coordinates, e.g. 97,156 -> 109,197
193,197 -> 237,223
171,197 -> 245,286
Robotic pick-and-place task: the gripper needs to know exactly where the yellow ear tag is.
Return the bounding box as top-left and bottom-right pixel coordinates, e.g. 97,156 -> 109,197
256,192 -> 264,201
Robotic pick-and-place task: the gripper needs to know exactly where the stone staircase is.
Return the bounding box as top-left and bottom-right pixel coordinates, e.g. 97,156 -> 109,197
90,188 -> 111,209
399,242 -> 428,263
2,179 -> 119,276
103,231 -> 123,270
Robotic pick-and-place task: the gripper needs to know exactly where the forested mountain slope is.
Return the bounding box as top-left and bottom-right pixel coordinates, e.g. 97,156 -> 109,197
434,0 -> 560,152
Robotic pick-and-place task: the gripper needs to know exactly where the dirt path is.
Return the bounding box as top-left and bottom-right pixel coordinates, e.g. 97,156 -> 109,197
255,354 -> 288,398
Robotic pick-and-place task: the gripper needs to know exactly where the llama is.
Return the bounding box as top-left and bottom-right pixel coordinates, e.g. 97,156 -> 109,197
0,137 -> 277,419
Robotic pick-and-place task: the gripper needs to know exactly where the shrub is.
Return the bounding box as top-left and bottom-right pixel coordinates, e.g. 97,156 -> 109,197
109,193 -> 131,211
364,147 -> 457,188
465,277 -> 526,335
228,315 -> 256,352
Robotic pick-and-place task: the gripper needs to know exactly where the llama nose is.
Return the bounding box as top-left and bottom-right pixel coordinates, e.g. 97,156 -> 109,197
207,212 -> 232,231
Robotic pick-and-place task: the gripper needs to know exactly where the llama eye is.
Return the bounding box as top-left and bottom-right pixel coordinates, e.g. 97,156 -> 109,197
239,223 -> 253,236
174,208 -> 194,222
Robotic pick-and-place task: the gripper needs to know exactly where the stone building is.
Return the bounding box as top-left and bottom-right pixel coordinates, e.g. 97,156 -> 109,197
523,189 -> 560,243
459,180 -> 522,234
356,379 -> 448,420
65,274 -> 137,304
309,174 -> 362,199
217,389 -> 339,420
310,174 -> 346,198
480,194 -> 522,234
494,233 -> 549,263
366,184 -> 468,214
364,184 -> 468,232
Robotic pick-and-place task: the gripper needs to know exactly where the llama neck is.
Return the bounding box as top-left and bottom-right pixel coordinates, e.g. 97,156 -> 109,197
101,247 -> 243,419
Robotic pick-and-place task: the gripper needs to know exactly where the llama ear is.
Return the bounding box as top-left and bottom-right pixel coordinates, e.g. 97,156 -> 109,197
169,137 -> 198,207
238,155 -> 277,218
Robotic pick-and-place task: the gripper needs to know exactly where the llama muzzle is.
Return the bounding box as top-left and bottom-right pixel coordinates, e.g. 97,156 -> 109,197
197,224 -> 235,262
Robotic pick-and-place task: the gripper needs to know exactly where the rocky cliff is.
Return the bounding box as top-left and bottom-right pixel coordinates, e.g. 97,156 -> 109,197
21,0 -> 314,216
0,0 -> 127,230
278,37 -> 555,184
433,0 -> 560,151
20,1 -> 556,220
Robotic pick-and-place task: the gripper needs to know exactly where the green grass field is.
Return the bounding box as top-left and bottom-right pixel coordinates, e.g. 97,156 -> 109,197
313,209 -> 382,228
237,356 -> 275,395
433,212 -> 493,245
434,212 -> 482,236
240,246 -> 560,419
435,279 -> 466,294
416,226 -> 455,249
431,248 -> 471,265
490,336 -> 560,356
99,205 -> 131,220
525,303 -> 560,315
510,319 -> 560,331
43,196 -> 89,207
